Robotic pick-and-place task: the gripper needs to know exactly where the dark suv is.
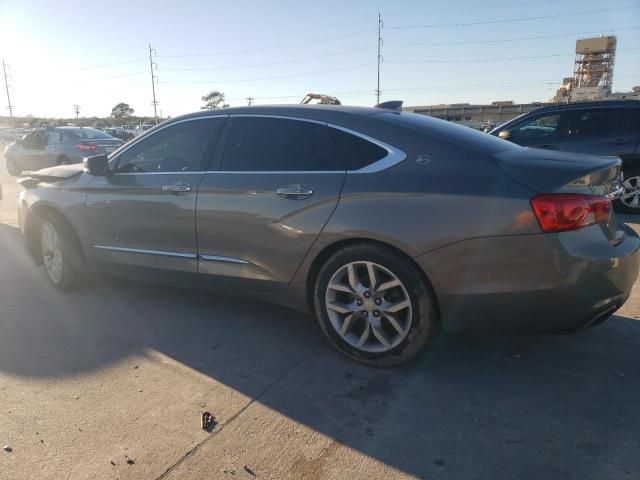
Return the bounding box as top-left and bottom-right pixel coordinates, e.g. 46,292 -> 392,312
491,101 -> 640,212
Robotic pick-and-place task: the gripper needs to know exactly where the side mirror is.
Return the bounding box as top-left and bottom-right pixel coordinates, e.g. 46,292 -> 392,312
83,154 -> 109,176
498,130 -> 512,140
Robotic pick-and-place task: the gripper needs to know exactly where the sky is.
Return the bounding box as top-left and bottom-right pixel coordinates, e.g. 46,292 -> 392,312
0,0 -> 639,119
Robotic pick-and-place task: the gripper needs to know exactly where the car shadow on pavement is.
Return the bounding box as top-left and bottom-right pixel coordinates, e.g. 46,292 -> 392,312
1,222 -> 640,479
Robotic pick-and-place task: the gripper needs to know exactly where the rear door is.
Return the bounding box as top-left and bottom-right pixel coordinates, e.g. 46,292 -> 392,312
195,115 -> 346,292
557,107 -> 639,157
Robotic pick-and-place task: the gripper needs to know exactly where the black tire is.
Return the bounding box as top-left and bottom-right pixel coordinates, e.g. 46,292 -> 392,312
313,244 -> 437,367
6,157 -> 21,176
39,213 -> 85,290
615,168 -> 640,214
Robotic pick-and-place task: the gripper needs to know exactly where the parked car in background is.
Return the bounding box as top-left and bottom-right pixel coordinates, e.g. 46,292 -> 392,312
104,127 -> 135,142
490,100 -> 640,213
4,127 -> 124,176
16,105 -> 639,365
136,124 -> 155,136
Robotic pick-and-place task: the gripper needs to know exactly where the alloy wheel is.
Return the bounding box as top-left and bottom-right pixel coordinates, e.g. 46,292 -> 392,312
620,176 -> 640,209
325,261 -> 413,353
41,222 -> 64,285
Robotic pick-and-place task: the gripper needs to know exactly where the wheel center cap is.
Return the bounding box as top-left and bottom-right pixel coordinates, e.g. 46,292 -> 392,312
363,298 -> 375,310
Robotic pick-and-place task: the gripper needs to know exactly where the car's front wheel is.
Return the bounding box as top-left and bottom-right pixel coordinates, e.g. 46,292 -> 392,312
617,168 -> 640,214
40,215 -> 84,290
314,244 -> 436,366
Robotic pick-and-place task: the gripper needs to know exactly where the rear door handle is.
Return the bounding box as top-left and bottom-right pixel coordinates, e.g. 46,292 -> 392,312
162,183 -> 192,195
609,139 -> 633,145
276,185 -> 314,199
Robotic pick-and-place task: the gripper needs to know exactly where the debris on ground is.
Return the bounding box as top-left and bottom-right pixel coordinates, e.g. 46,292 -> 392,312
134,365 -> 139,369
243,465 -> 257,476
201,411 -> 215,430
3,445 -> 12,452
126,459 -> 135,465
110,461 -> 116,466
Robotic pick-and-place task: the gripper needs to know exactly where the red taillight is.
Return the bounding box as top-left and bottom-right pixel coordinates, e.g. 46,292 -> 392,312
75,143 -> 97,152
530,194 -> 611,233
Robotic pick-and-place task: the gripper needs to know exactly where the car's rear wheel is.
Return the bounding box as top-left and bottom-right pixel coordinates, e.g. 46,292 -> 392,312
6,157 -> 21,176
616,168 -> 640,214
314,244 -> 436,366
40,215 -> 84,290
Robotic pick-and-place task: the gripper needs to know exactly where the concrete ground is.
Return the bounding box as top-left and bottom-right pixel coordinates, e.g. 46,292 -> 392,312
0,151 -> 639,480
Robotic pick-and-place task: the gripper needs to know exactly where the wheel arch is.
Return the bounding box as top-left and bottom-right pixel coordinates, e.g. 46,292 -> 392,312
304,237 -> 440,318
24,203 -> 86,264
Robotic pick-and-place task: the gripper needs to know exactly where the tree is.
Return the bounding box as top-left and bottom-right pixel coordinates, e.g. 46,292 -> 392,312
111,103 -> 135,124
201,91 -> 229,110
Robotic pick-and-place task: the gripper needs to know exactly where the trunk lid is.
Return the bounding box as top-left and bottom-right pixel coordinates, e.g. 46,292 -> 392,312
494,147 -> 624,242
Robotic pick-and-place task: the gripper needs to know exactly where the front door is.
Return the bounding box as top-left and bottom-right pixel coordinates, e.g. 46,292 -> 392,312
85,116 -> 226,276
196,116 -> 346,292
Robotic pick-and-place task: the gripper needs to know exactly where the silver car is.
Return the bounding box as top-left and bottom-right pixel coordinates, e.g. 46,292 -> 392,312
17,105 -> 640,366
5,127 -> 123,176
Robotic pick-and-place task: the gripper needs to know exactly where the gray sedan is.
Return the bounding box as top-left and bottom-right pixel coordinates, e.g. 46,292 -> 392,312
5,127 -> 123,176
16,105 -> 640,365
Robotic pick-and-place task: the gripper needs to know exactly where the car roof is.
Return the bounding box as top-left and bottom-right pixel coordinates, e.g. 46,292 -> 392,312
525,100 -> 640,114
167,104 -> 396,125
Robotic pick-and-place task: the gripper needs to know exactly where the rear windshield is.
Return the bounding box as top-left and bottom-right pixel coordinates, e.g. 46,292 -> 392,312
379,112 -> 520,154
64,128 -> 114,140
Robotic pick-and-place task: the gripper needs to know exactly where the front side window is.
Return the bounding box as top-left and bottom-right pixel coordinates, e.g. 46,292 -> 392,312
509,113 -> 561,139
221,117 -> 342,171
112,118 -> 223,173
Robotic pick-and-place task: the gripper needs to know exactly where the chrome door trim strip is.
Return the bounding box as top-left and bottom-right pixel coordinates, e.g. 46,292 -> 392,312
93,245 -> 198,259
229,114 -> 326,125
199,254 -> 248,264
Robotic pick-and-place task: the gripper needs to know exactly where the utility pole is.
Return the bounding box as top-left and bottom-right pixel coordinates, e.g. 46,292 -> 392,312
148,44 -> 159,125
2,60 -> 15,129
246,97 -> 254,106
73,104 -> 80,121
376,13 -> 383,105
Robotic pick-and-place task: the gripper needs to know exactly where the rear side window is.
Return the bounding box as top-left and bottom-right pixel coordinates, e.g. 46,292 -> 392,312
565,108 -> 635,137
221,117 -> 342,171
113,118 -> 223,173
329,128 -> 387,170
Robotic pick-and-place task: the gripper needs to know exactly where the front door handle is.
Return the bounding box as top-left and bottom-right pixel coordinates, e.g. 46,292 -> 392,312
276,185 -> 314,199
162,183 -> 192,195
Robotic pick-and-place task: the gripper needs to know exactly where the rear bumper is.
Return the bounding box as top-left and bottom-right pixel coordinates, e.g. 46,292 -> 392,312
416,224 -> 640,334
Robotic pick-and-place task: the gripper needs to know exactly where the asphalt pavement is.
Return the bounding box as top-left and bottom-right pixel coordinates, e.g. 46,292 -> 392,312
1,151 -> 639,480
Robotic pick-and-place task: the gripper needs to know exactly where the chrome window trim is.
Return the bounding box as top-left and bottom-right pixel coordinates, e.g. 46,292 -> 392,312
93,245 -> 197,259
107,114 -> 228,173
229,114 -> 325,125
199,254 -> 248,264
110,171 -> 207,176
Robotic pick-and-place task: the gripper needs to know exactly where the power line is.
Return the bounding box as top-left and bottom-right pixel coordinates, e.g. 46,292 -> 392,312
161,45 -> 376,72
390,5 -> 640,29
388,46 -> 640,64
55,57 -> 148,72
157,28 -> 377,58
160,62 -> 376,85
389,26 -> 640,48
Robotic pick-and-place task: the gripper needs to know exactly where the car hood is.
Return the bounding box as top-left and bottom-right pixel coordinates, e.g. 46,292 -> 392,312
28,163 -> 85,182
